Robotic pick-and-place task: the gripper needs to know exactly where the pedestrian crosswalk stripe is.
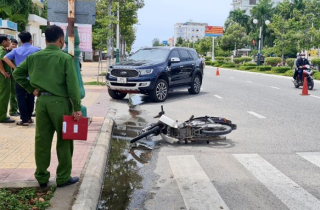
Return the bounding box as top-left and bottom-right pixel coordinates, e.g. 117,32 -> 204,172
297,152 -> 320,168
233,154 -> 320,210
167,155 -> 229,210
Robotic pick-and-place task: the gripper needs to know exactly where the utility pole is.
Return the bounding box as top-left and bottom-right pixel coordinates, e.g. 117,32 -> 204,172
107,0 -> 112,64
116,2 -> 120,63
68,0 -> 75,56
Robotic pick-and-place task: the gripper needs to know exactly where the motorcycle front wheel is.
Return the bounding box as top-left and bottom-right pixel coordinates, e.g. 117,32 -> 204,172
201,125 -> 233,136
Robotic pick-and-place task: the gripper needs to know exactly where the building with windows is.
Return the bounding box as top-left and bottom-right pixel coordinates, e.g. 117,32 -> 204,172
174,21 -> 208,46
231,0 -> 284,15
0,19 -> 18,39
28,0 -> 47,49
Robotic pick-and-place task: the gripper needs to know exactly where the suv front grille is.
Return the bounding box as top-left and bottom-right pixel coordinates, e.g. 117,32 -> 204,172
111,69 -> 139,78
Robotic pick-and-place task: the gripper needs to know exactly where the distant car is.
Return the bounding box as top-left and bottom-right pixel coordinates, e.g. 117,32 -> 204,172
106,47 -> 204,102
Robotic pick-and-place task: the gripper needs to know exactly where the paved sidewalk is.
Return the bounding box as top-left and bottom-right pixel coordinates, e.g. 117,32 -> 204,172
0,62 -> 111,187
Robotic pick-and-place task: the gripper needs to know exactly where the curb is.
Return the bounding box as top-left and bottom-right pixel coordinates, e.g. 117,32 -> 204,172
71,116 -> 114,210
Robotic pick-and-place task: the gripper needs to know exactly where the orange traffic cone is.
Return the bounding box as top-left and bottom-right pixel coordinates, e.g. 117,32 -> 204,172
216,67 -> 220,76
301,76 -> 310,96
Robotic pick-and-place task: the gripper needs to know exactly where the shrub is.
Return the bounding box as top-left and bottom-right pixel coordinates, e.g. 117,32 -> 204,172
224,57 -> 232,62
283,70 -> 294,77
256,66 -> 272,71
311,58 -> 320,68
265,57 -> 282,66
286,58 -> 295,68
213,61 -> 224,67
205,56 -> 211,61
233,58 -> 242,64
221,62 -> 236,68
243,63 -> 257,66
205,61 -> 212,66
215,57 -> 225,62
241,57 -> 252,63
313,72 -> 320,80
239,66 -> 256,70
271,66 -> 291,73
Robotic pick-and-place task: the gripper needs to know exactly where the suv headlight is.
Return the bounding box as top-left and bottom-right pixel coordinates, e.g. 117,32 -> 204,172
139,69 -> 153,75
108,68 -> 112,73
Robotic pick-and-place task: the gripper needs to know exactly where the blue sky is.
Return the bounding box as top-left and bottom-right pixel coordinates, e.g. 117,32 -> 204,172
132,0 -> 231,51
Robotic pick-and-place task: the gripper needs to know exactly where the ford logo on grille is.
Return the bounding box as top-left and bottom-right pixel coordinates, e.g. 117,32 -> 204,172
120,71 -> 127,76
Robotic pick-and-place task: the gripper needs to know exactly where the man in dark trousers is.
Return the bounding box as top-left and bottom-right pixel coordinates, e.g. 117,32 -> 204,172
0,35 -> 14,123
13,25 -> 82,187
4,32 -> 40,125
296,53 -> 310,82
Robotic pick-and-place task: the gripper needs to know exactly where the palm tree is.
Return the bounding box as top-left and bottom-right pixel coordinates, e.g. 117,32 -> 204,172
225,9 -> 250,33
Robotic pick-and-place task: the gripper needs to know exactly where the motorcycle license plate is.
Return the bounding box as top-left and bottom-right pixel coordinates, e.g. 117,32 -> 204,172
117,77 -> 127,83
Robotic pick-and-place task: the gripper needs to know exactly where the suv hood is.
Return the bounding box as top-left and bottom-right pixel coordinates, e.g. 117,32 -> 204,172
112,60 -> 164,68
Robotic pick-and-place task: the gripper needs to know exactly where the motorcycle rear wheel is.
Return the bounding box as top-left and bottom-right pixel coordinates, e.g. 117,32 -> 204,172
201,125 -> 233,136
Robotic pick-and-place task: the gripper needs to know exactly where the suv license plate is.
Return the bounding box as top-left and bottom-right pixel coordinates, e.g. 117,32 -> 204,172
117,77 -> 127,83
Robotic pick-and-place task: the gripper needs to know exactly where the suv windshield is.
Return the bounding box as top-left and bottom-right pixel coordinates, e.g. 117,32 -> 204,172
129,48 -> 170,62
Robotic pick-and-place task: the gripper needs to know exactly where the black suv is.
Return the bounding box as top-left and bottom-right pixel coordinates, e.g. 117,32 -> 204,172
106,47 -> 204,102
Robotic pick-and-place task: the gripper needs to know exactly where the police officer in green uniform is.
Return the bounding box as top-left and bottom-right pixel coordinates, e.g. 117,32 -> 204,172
13,25 -> 82,187
0,36 -> 15,123
8,39 -> 19,116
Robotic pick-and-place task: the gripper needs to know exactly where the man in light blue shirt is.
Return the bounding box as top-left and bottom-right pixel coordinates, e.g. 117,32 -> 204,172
4,32 -> 40,126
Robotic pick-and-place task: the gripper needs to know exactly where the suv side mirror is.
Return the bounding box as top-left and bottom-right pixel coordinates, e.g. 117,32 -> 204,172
170,57 -> 180,63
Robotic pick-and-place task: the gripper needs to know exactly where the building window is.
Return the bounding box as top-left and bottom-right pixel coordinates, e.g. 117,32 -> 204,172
249,0 -> 256,5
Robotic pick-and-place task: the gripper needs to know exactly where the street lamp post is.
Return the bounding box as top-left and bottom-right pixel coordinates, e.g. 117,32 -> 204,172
253,19 -> 270,66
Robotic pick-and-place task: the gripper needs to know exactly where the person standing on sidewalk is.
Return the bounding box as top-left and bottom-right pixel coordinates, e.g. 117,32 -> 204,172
13,25 -> 82,187
4,32 -> 40,126
7,38 -> 19,117
0,35 -> 15,123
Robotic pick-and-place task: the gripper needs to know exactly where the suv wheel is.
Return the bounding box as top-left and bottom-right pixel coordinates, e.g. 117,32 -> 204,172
188,75 -> 201,94
149,79 -> 168,102
108,89 -> 127,99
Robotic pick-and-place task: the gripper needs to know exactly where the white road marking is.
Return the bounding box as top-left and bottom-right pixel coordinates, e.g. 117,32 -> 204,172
297,152 -> 320,168
246,81 -> 253,83
234,154 -> 320,210
311,95 -> 320,99
247,111 -> 266,119
167,155 -> 229,210
214,95 -> 223,99
270,86 -> 280,89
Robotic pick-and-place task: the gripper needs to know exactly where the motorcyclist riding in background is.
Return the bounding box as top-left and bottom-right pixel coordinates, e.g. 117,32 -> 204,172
295,53 -> 310,82
293,53 -> 299,81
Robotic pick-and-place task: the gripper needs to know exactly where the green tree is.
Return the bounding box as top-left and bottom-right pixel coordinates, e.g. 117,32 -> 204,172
0,0 -> 31,31
175,37 -> 184,46
250,0 -> 274,48
220,24 -> 250,52
153,40 -> 164,47
225,9 -> 250,33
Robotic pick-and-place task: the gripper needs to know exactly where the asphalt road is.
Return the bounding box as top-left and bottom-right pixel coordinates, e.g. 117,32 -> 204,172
109,66 -> 320,210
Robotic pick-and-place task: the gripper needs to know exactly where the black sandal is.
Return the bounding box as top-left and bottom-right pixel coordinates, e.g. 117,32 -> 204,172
28,119 -> 34,124
16,121 -> 29,126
